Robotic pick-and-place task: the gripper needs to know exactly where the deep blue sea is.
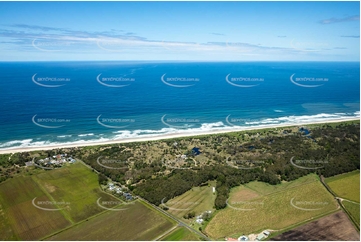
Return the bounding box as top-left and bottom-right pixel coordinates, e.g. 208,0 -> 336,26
0,61 -> 359,150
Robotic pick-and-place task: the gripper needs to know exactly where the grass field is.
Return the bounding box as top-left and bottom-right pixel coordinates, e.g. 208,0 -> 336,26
0,162 -> 127,240
326,170 -> 360,202
325,170 -> 360,228
0,176 -> 71,240
343,200 -> 360,227
47,200 -> 175,241
32,162 -> 119,223
204,174 -> 338,239
244,174 -> 319,195
161,226 -> 200,241
165,181 -> 216,219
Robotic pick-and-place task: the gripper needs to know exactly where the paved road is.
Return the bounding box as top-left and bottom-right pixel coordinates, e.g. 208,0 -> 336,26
75,158 -> 211,240
138,197 -> 211,241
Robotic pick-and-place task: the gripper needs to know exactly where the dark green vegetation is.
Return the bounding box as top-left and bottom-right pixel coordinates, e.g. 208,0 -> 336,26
205,174 -> 338,238
0,161 -> 175,240
0,153 -> 33,182
1,121 -> 359,214
132,121 -> 360,209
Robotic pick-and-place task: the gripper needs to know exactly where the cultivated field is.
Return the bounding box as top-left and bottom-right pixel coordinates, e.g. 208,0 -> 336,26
204,174 -> 338,239
46,200 -> 175,241
161,226 -> 200,241
33,162 -> 119,223
165,181 -> 216,219
0,162 -> 127,240
326,170 -> 360,202
0,176 -> 71,240
343,200 -> 360,227
270,211 -> 360,241
326,170 -> 360,228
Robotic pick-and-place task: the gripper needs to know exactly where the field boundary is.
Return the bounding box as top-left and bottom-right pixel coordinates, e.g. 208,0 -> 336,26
243,176 -> 318,197
320,175 -> 360,231
266,209 -> 341,240
153,225 -> 178,241
324,170 -> 360,184
39,201 -> 132,241
31,175 -> 75,224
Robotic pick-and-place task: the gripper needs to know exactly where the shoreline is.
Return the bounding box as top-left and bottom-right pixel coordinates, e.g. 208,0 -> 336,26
0,117 -> 359,155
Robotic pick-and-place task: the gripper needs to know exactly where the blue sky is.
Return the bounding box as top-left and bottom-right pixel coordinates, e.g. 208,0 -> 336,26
0,1 -> 359,61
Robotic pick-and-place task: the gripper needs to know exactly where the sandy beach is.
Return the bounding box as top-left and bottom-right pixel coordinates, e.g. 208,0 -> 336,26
0,117 -> 358,155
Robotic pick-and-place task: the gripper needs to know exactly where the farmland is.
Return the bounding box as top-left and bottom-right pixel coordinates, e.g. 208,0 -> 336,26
343,200 -> 360,227
204,174 -> 338,239
32,162 -> 120,223
326,170 -> 360,202
164,180 -> 216,220
0,176 -> 71,240
46,200 -> 175,241
161,226 -> 200,241
325,170 -> 360,227
0,162 -> 139,240
270,211 -> 360,241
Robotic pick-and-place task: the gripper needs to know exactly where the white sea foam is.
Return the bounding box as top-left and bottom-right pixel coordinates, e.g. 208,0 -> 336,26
78,133 -> 94,137
0,139 -> 34,148
0,112 -> 359,151
57,135 -> 72,138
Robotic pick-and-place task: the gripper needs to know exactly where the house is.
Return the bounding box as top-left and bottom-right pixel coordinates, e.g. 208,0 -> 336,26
123,192 -> 133,200
195,218 -> 203,224
181,154 -> 187,159
212,187 -> 216,193
25,161 -> 33,167
191,147 -> 201,156
256,234 -> 265,241
238,236 -> 249,241
299,127 -> 310,135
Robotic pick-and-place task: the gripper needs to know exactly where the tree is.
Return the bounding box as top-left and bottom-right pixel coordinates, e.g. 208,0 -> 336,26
98,173 -> 107,185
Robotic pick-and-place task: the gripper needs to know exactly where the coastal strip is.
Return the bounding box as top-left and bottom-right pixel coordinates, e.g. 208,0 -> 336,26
0,117 -> 359,155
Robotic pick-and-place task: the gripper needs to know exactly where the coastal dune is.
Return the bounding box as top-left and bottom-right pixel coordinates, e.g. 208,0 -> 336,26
0,118 -> 358,155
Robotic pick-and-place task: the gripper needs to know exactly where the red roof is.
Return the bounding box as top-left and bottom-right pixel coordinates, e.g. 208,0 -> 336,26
226,238 -> 238,241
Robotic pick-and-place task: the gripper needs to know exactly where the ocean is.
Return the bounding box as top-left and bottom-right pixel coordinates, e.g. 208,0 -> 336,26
0,61 -> 359,150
